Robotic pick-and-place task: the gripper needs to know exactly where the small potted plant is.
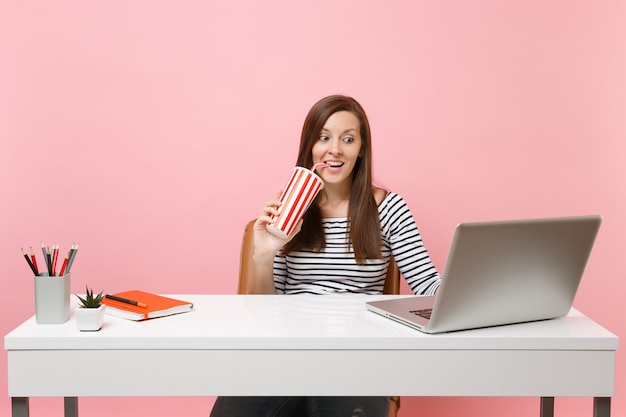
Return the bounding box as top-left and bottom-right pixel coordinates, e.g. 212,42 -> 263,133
75,286 -> 105,331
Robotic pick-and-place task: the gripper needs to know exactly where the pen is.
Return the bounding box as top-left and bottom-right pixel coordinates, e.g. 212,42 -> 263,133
105,294 -> 148,308
29,246 -> 39,275
21,248 -> 38,275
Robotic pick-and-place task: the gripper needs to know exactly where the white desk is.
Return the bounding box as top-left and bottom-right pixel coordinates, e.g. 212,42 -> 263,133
5,295 -> 619,417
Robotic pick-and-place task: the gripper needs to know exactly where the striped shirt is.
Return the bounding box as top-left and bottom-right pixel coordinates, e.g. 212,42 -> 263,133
273,192 -> 441,295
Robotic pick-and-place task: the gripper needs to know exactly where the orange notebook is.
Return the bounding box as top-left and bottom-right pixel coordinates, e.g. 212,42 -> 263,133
102,290 -> 194,321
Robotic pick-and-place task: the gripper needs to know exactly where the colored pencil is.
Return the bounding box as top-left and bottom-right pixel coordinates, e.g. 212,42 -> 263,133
21,248 -> 38,275
51,243 -> 59,276
66,243 -> 79,273
29,246 -> 39,275
45,246 -> 52,275
59,253 -> 69,276
41,242 -> 51,275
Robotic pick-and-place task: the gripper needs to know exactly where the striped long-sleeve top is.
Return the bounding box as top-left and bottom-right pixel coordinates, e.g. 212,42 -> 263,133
273,192 -> 441,295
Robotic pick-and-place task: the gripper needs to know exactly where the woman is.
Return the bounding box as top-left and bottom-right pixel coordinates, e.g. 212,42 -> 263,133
210,95 -> 441,417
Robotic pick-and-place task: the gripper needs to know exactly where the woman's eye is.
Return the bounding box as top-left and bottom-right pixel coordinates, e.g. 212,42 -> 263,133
319,135 -> 329,141
343,136 -> 354,143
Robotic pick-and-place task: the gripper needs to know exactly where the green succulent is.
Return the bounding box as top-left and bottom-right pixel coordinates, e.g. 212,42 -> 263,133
76,286 -> 104,308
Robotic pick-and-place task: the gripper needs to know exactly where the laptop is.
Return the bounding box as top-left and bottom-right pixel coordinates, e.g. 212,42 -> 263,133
366,215 -> 602,333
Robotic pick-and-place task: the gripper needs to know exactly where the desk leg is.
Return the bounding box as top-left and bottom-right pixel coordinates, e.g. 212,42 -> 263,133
540,397 -> 554,417
12,397 -> 29,417
594,397 -> 611,417
64,397 -> 78,417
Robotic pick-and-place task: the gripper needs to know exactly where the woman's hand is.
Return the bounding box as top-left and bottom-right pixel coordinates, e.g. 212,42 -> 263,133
246,196 -> 302,294
252,197 -> 302,257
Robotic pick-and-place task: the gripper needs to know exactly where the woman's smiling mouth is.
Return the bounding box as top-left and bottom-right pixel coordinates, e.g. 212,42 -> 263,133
324,161 -> 345,168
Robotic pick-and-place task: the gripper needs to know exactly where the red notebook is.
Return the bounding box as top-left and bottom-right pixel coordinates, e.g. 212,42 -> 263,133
102,290 -> 194,321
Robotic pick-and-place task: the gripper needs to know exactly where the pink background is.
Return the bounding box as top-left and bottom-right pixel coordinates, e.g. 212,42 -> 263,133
1,1 -> 624,416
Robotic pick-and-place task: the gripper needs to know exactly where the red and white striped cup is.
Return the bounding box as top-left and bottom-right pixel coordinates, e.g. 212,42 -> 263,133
267,166 -> 324,239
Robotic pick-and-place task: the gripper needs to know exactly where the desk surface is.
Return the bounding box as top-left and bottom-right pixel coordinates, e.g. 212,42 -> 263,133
5,294 -> 618,350
4,294 -> 619,398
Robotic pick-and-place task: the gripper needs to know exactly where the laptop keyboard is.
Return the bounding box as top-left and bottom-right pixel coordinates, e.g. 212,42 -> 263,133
409,308 -> 433,319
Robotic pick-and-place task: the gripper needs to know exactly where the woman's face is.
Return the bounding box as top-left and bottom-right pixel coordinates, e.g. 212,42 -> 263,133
312,110 -> 362,188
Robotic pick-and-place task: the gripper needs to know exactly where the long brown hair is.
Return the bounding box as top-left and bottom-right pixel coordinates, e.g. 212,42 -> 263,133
282,95 -> 383,263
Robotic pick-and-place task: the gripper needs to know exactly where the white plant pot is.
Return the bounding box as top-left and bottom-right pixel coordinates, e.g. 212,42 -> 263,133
75,304 -> 105,331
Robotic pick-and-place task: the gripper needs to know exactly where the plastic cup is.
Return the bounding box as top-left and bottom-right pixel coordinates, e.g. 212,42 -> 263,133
267,166 -> 324,239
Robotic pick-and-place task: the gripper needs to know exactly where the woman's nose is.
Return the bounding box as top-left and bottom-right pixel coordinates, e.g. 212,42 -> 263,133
328,139 -> 342,155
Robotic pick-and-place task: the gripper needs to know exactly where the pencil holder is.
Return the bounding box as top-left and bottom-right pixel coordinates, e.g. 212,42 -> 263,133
34,272 -> 71,324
